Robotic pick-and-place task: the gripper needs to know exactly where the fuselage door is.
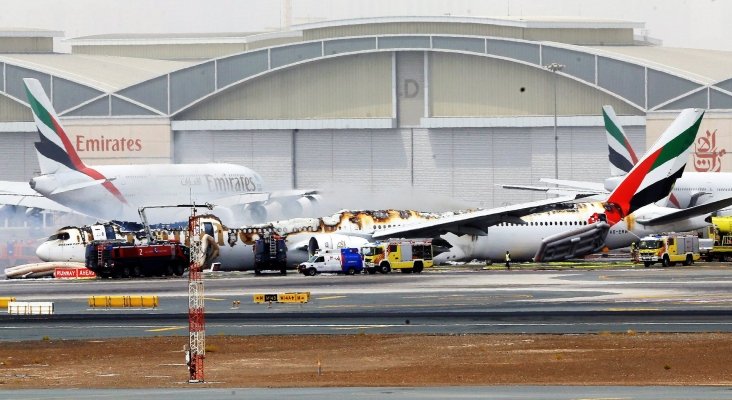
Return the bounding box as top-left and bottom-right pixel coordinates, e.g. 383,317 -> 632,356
203,222 -> 214,238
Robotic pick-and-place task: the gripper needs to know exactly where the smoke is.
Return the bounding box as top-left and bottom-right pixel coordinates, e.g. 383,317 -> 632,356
307,183 -> 477,217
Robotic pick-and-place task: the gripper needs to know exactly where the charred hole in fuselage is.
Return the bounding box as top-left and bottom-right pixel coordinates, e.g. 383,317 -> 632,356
308,237 -> 319,257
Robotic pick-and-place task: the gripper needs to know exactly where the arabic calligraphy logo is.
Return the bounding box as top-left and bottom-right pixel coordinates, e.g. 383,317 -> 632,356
693,129 -> 727,172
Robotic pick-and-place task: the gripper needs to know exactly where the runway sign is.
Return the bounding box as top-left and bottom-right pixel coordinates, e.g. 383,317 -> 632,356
55,268 -> 97,279
253,292 -> 310,303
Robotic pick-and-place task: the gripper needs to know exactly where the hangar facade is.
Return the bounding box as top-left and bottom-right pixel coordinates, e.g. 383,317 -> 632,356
2,17 -> 732,210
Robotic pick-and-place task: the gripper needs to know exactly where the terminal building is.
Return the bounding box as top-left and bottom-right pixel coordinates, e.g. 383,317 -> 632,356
1,17 -> 732,210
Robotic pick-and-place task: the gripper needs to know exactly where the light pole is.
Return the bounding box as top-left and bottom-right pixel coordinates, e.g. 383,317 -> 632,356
545,62 -> 564,180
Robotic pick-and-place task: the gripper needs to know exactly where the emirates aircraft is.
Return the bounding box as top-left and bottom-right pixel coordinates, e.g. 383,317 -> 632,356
515,105 -> 732,210
18,107 -> 717,277
0,78 -> 319,224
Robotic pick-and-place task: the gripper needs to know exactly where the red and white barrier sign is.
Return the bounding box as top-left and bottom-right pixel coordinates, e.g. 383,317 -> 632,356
54,268 -> 97,279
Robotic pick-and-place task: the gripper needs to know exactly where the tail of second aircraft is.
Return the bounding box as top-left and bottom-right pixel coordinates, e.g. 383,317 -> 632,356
24,78 -> 89,175
603,105 -> 639,177
603,108 -> 705,224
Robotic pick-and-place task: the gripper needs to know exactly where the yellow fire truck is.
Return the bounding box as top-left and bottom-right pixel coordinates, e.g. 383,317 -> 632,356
638,233 -> 700,268
361,239 -> 433,274
700,216 -> 732,261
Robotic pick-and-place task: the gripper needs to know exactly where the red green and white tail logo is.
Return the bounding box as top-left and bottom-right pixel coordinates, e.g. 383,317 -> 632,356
603,105 -> 639,177
24,78 -> 127,204
604,108 -> 705,224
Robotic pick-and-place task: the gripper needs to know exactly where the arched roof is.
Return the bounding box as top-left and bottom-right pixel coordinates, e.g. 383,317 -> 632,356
112,34 -> 732,118
2,17 -> 732,118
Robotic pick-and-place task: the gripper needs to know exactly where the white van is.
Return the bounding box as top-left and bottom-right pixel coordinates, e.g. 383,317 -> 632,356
298,249 -> 362,276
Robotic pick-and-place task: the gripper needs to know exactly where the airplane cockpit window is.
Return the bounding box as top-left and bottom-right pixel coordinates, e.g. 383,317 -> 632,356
48,232 -> 71,241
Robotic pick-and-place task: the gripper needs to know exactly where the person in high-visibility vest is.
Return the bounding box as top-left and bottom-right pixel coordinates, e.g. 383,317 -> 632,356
505,251 -> 511,270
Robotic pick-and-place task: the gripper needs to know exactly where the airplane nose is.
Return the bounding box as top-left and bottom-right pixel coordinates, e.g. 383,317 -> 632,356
36,242 -> 51,261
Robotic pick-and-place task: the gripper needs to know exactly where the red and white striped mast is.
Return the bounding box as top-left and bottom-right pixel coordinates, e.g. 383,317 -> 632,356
187,206 -> 205,383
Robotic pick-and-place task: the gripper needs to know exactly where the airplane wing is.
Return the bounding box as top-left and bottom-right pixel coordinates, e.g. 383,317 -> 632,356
211,189 -> 319,208
49,178 -> 112,195
539,178 -> 608,193
499,184 -> 604,197
636,195 -> 732,226
372,194 -> 590,240
0,180 -> 73,213
534,222 -> 610,262
498,178 -> 607,197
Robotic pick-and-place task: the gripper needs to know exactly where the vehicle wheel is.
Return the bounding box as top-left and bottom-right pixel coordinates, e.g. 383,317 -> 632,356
662,256 -> 670,268
132,265 -> 142,277
683,254 -> 693,266
379,263 -> 391,274
367,268 -> 376,275
120,266 -> 131,278
307,267 -> 317,276
345,267 -> 355,275
413,262 -> 424,273
644,261 -> 652,268
400,268 -> 412,273
174,263 -> 185,276
165,264 -> 175,276
254,269 -> 262,276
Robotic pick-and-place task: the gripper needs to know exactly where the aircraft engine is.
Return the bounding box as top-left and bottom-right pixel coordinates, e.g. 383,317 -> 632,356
243,195 -> 322,223
242,203 -> 275,224
281,195 -> 321,218
306,234 -> 371,257
24,207 -> 42,217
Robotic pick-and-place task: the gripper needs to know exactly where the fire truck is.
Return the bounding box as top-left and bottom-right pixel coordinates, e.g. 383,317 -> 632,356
361,239 -> 433,274
638,233 -> 700,268
83,206 -> 190,278
699,216 -> 732,261
253,233 -> 288,275
85,240 -> 189,278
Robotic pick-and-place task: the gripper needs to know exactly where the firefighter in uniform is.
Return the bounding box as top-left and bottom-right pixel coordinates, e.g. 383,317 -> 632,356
505,250 -> 511,270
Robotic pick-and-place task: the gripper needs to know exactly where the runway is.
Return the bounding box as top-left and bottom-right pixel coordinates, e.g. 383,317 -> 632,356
3,265 -> 732,340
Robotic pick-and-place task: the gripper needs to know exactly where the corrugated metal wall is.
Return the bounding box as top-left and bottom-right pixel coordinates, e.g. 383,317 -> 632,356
429,53 -> 642,117
304,22 -> 522,41
172,124 -> 645,210
523,28 -> 633,45
0,95 -> 32,122
72,43 -> 249,60
175,53 -> 392,120
0,132 -> 40,181
174,130 -> 293,190
0,37 -> 53,53
396,52 -> 425,127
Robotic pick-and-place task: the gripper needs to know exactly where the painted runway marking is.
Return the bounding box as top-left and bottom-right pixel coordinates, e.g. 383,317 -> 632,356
317,296 -> 346,300
146,326 -> 185,332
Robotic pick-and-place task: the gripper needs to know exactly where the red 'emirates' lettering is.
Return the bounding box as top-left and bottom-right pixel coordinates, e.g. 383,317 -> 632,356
75,135 -> 143,152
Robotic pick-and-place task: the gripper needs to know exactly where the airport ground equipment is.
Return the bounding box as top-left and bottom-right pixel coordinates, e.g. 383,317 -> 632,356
253,233 -> 288,275
85,240 -> 189,278
638,233 -> 700,267
0,297 -> 16,308
361,239 -> 433,274
8,301 -> 53,315
699,216 -> 732,261
88,295 -> 159,308
298,247 -> 363,276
